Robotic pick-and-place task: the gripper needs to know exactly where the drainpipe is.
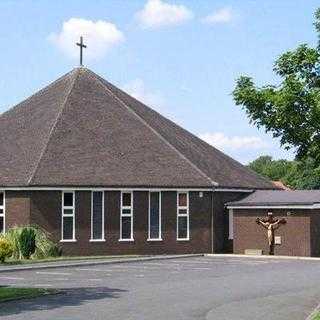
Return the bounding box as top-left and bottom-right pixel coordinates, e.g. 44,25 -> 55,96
211,189 -> 215,254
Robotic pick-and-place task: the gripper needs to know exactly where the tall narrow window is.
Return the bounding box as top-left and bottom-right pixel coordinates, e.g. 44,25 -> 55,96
91,191 -> 105,241
120,192 -> 133,241
0,192 -> 4,234
228,209 -> 234,240
177,192 -> 189,240
61,191 -> 75,241
148,192 -> 161,240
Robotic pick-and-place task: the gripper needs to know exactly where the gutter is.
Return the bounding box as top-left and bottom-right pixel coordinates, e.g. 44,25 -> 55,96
227,204 -> 320,209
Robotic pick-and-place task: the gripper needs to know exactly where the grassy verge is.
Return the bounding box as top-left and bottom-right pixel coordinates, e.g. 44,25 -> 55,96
312,312 -> 320,320
0,287 -> 56,302
2,255 -> 141,266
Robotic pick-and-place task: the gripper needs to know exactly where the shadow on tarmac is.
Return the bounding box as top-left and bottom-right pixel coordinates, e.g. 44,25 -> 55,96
0,286 -> 127,316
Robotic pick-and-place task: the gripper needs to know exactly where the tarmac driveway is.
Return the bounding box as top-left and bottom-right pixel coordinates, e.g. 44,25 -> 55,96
0,256 -> 320,320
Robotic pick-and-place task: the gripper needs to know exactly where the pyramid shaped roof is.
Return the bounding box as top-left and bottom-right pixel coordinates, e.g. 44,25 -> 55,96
0,67 -> 273,189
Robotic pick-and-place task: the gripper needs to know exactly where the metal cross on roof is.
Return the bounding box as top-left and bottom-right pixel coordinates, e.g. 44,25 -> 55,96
76,36 -> 87,66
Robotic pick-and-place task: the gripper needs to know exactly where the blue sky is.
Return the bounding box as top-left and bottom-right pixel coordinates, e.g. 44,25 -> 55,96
0,0 -> 318,164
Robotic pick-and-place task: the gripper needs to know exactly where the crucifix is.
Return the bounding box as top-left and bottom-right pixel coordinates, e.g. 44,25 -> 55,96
76,36 -> 87,66
256,212 -> 286,255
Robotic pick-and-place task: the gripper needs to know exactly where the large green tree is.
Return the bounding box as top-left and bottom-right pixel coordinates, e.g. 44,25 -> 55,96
248,155 -> 294,181
248,156 -> 320,190
233,9 -> 320,164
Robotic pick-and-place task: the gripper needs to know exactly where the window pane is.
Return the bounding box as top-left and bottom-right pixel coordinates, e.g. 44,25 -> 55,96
150,192 -> 160,239
178,216 -> 188,239
63,216 -> 74,240
121,216 -> 132,239
0,193 -> 3,206
178,193 -> 187,207
92,192 -> 103,239
178,209 -> 187,215
64,193 -> 73,207
122,209 -> 131,215
0,209 -> 3,215
122,193 -> 131,207
63,209 -> 73,216
0,217 -> 3,233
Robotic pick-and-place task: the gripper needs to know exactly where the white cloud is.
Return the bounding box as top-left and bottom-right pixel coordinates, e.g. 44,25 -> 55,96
48,18 -> 124,61
202,7 -> 233,24
136,0 -> 193,29
123,78 -> 165,110
199,132 -> 268,150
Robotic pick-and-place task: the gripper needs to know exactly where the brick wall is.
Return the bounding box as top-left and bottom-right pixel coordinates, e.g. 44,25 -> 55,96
26,190 -> 215,256
5,191 -> 31,228
233,209 -> 312,256
59,191 -> 214,255
30,191 -> 61,242
212,192 -> 248,253
310,212 -> 320,256
4,189 -> 250,256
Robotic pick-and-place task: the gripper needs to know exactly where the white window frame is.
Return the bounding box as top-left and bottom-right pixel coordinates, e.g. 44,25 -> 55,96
119,191 -> 134,241
177,191 -> 190,241
90,190 -> 105,242
61,191 -> 76,242
228,208 -> 234,240
0,191 -> 5,234
148,191 -> 162,241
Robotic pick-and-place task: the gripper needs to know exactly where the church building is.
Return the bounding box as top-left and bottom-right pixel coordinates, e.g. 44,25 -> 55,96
0,66 -> 276,256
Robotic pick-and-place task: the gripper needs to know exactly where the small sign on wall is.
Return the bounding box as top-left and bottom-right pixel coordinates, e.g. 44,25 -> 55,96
274,236 -> 281,245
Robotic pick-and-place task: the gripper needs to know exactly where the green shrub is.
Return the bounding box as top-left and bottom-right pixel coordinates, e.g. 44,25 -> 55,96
0,238 -> 13,263
4,227 -> 22,259
3,226 -> 60,260
32,227 -> 61,259
19,227 -> 36,259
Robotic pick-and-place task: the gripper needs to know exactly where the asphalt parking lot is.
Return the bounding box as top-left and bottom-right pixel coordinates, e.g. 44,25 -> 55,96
1,256 -> 320,320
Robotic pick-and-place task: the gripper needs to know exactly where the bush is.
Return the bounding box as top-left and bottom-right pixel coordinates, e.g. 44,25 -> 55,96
19,227 -> 36,259
4,227 -> 22,259
3,226 -> 60,260
32,227 -> 61,259
0,238 -> 13,263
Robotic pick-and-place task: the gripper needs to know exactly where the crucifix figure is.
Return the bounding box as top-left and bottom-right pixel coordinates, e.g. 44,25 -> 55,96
76,36 -> 87,66
256,212 -> 286,255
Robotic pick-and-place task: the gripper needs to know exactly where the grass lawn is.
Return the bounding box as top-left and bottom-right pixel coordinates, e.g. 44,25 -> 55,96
0,287 -> 56,302
2,255 -> 141,266
312,312 -> 320,320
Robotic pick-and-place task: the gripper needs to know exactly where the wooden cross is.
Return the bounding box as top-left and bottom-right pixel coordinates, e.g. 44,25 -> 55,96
256,212 -> 286,255
76,36 -> 87,66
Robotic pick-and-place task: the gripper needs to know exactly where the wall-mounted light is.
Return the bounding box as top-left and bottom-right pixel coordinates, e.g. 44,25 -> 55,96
199,192 -> 203,198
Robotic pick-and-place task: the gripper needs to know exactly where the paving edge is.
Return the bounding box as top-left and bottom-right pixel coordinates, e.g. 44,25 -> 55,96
306,302 -> 320,320
0,254 -> 204,273
205,253 -> 320,261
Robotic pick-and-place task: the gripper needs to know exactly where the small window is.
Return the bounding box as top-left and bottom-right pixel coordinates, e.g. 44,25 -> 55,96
120,192 -> 133,241
0,192 -> 4,234
178,193 -> 187,207
61,191 -> 75,241
177,192 -> 189,241
91,191 -> 105,241
122,193 -> 132,207
178,216 -> 188,239
63,216 -> 74,240
121,216 -> 132,239
148,192 -> 161,240
64,192 -> 73,207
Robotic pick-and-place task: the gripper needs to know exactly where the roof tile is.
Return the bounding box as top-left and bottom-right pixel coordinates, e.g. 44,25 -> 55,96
0,67 -> 275,189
